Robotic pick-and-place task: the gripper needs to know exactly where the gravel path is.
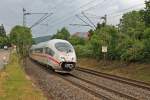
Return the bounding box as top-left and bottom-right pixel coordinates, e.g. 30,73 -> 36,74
25,59 -> 100,100
72,70 -> 150,100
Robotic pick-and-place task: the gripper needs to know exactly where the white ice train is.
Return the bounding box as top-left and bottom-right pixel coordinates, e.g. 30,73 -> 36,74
29,39 -> 77,73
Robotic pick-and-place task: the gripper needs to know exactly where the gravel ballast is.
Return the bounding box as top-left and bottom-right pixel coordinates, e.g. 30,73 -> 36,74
72,70 -> 150,100
25,59 -> 100,100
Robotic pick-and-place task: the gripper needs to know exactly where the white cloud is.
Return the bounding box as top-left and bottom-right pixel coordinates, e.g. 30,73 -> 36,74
0,0 -> 145,37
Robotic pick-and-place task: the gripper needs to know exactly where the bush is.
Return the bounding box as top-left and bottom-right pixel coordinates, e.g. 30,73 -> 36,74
90,26 -> 118,60
75,44 -> 92,58
119,39 -> 145,62
143,28 -> 150,60
69,36 -> 85,45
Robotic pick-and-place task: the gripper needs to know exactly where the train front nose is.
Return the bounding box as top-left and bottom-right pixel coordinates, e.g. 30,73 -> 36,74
61,62 -> 75,71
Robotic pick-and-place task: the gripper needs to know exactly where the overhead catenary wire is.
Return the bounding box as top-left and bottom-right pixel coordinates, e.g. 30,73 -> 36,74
109,3 -> 144,16
70,3 -> 145,28
30,13 -> 53,29
84,3 -> 144,19
75,3 -> 144,26
29,14 -> 48,28
48,1 -> 145,34
81,12 -> 96,28
83,0 -> 107,12
69,24 -> 91,26
75,14 -> 94,29
48,0 -> 99,25
48,0 -> 106,28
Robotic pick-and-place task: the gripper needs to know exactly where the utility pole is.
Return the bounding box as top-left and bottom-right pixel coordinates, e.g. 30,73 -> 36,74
101,14 -> 107,25
23,8 -> 26,26
22,8 -> 53,28
101,14 -> 107,65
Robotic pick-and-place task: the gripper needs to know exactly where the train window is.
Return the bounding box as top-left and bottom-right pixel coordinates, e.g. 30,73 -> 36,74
55,42 -> 73,52
45,47 -> 55,56
35,48 -> 43,53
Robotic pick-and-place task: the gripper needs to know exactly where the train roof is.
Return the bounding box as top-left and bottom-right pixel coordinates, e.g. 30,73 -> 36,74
30,39 -> 70,50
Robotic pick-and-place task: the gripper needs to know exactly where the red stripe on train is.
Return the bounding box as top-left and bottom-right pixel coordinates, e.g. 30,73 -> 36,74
31,53 -> 60,64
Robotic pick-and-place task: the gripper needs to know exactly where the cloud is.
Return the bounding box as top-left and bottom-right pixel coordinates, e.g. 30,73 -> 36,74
0,0 -> 145,37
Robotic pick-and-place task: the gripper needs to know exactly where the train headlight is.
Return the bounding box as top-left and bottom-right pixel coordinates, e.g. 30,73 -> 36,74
60,57 -> 65,62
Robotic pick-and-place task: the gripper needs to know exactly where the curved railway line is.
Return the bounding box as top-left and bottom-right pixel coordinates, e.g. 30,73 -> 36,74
57,74 -> 110,100
58,73 -> 138,100
76,67 -> 150,91
27,59 -> 150,100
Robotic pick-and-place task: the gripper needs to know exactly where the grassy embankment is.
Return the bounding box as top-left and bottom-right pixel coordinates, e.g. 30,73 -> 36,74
0,53 -> 46,100
78,58 -> 150,83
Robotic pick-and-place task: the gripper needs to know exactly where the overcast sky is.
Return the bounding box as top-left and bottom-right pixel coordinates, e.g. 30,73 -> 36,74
0,0 -> 145,37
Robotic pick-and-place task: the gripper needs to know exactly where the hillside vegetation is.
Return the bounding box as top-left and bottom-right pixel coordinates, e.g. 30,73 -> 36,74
52,1 -> 150,63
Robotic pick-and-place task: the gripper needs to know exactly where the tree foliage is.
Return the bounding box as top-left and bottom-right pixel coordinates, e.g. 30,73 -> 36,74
0,36 -> 9,48
10,25 -> 32,58
71,1 -> 150,62
52,27 -> 70,40
0,24 -> 6,37
90,25 -> 119,60
69,36 -> 85,45
0,24 -> 9,48
51,1 -> 150,63
119,11 -> 145,40
143,0 -> 150,27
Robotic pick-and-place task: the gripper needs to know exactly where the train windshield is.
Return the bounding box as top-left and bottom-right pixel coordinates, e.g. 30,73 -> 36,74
55,42 -> 73,52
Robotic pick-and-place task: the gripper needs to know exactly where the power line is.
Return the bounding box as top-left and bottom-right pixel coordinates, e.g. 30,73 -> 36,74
70,24 -> 91,27
108,3 -> 144,16
84,3 -> 144,19
30,13 -> 53,29
83,0 -> 107,12
48,0 -> 100,25
70,3 -> 144,28
77,3 -> 144,27
49,1 -> 144,32
49,0 -> 106,28
82,12 -> 96,28
23,8 -> 53,28
75,14 -> 94,28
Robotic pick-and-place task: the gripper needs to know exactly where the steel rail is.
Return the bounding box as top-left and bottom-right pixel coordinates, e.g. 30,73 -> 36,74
69,74 -> 138,100
76,67 -> 150,91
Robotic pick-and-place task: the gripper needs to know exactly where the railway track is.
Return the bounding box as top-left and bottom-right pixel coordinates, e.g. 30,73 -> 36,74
29,60 -> 150,99
31,60 -> 132,99
57,74 -> 110,100
60,73 -> 138,100
76,67 -> 150,91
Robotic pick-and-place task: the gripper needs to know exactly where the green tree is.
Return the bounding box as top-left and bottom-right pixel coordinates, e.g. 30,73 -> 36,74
0,36 -> 6,48
10,25 -> 32,59
143,28 -> 150,60
119,11 -> 145,40
116,36 -> 145,62
0,24 -> 8,48
75,44 -> 92,57
52,27 -> 70,40
69,36 -> 85,45
90,25 -> 118,60
88,29 -> 94,40
0,24 -> 6,37
143,0 -> 150,27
